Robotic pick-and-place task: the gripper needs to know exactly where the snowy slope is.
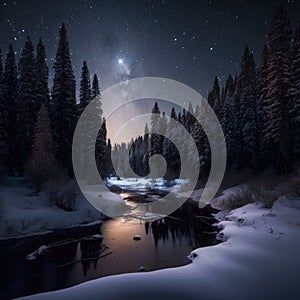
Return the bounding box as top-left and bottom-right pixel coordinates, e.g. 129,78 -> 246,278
0,177 -> 123,239
18,196 -> 300,300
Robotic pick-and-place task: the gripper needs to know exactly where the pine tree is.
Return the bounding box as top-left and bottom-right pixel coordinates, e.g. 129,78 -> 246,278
51,23 -> 77,172
263,6 -> 292,172
103,138 -> 114,177
231,74 -> 243,169
289,25 -> 300,161
96,118 -> 107,177
27,104 -> 56,192
143,123 -> 150,175
17,37 -> 38,172
0,48 -> 3,83
150,101 -> 161,155
257,45 -> 270,167
208,76 -> 222,120
170,107 -> 177,121
0,45 -> 18,174
0,47 -> 6,172
79,60 -> 91,114
92,73 -> 100,99
222,74 -> 236,168
77,68 -> 104,181
159,111 -> 167,153
165,107 -> 180,179
35,38 -> 50,110
238,47 -> 258,171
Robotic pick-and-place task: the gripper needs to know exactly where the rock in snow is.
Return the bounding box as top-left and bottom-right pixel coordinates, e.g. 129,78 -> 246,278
133,235 -> 142,241
26,245 -> 48,261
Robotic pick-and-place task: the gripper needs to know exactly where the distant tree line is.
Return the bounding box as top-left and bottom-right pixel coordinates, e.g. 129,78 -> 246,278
0,23 -> 109,189
113,6 -> 300,179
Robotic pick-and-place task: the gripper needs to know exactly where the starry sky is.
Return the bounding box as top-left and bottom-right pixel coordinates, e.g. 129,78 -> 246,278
1,0 -> 300,98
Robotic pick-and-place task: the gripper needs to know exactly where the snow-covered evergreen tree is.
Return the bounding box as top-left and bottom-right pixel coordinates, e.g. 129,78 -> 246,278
51,23 -> 77,172
289,25 -> 300,161
0,45 -> 18,174
96,118 -> 107,177
222,74 -> 236,168
257,45 -> 270,168
0,48 -> 3,83
17,37 -> 38,172
92,73 -> 100,99
0,47 -> 6,173
263,6 -> 292,172
78,60 -> 91,115
143,123 -> 150,175
150,102 -> 161,155
208,76 -> 222,121
237,47 -> 258,171
35,38 -> 50,110
231,74 -> 243,169
27,104 -> 56,192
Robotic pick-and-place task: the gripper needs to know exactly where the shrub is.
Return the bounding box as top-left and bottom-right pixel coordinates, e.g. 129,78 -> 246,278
259,188 -> 281,209
0,191 -> 6,236
43,170 -> 77,211
211,184 -> 255,210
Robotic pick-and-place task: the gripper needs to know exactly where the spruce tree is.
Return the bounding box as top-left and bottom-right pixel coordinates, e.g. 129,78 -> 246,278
0,45 -> 18,174
0,48 -> 3,83
257,45 -> 270,168
96,118 -> 107,177
231,74 -> 243,169
150,101 -> 161,155
222,74 -> 236,168
208,76 -> 222,120
263,6 -> 292,172
35,38 -> 50,110
51,23 -> 77,172
92,73 -> 100,98
0,47 -> 6,172
79,60 -> 91,114
238,47 -> 258,171
143,123 -> 150,175
17,37 -> 38,173
27,104 -> 56,192
289,25 -> 300,160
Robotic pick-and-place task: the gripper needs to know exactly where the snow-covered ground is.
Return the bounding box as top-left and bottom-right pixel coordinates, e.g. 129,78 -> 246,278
18,185 -> 300,300
0,177 -> 123,239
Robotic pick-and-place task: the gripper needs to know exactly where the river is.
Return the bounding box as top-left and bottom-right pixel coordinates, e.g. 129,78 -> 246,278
0,190 -> 219,299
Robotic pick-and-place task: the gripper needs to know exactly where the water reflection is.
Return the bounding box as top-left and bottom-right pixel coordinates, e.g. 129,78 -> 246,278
146,201 -> 218,249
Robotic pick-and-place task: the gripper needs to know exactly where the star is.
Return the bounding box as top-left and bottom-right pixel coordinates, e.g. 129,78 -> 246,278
118,58 -> 124,65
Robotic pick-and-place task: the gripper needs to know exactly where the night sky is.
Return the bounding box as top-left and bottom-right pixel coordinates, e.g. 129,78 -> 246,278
1,0 -> 300,97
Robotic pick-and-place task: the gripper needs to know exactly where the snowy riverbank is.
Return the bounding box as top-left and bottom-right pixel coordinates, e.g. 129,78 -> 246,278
18,185 -> 300,300
0,177 -> 123,240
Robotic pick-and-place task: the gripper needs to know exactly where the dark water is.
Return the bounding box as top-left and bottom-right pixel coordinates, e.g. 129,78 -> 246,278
0,193 -> 219,299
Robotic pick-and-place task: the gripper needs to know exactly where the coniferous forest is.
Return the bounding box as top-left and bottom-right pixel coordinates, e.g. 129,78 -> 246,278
115,6 -> 300,180
1,6 -> 299,190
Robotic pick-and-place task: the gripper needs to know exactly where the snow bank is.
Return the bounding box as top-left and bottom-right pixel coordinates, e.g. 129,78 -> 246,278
19,196 -> 300,300
0,178 -> 123,239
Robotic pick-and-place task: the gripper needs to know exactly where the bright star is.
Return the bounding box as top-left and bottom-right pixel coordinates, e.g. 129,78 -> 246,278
118,58 -> 124,65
